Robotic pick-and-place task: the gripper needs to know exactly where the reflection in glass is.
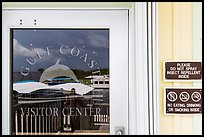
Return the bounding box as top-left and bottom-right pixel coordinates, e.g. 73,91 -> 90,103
12,29 -> 109,135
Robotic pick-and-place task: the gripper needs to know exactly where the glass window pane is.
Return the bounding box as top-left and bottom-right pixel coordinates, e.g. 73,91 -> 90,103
12,29 -> 109,135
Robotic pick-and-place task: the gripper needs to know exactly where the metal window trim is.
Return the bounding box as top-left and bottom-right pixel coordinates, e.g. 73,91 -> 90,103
147,2 -> 160,135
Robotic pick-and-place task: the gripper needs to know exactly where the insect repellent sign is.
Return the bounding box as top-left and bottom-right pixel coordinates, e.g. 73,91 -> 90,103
164,61 -> 202,81
164,88 -> 202,115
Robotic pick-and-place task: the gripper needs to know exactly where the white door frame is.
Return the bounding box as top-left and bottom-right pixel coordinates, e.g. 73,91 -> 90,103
129,2 -> 159,135
2,2 -> 159,135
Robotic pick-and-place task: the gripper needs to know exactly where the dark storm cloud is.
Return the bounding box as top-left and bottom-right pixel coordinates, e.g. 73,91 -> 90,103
13,29 -> 109,72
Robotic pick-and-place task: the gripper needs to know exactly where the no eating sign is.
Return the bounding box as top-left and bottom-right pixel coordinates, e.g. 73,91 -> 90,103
164,87 -> 202,115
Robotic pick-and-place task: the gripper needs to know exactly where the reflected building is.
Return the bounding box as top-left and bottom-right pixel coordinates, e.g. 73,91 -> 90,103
12,60 -> 109,134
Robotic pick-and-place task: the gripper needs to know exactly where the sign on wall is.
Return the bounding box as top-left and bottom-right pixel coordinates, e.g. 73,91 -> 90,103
164,87 -> 202,115
164,61 -> 202,81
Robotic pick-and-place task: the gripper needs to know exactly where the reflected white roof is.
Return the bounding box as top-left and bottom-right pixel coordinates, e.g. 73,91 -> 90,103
13,82 -> 93,95
48,83 -> 94,95
85,75 -> 109,79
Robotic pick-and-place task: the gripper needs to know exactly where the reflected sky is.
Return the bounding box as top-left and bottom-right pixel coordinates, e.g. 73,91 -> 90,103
13,29 -> 109,72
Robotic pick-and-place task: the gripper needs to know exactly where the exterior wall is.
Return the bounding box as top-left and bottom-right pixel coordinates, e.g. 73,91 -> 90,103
2,2 -> 202,135
158,2 -> 202,135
